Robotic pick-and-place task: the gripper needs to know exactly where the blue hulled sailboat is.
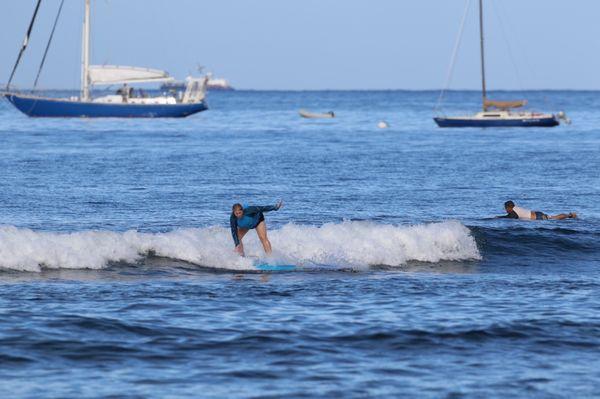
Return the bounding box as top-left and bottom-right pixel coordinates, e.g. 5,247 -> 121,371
4,0 -> 208,118
434,0 -> 565,128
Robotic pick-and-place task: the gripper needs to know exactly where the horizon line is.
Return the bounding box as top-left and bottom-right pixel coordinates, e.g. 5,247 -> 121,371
3,85 -> 600,93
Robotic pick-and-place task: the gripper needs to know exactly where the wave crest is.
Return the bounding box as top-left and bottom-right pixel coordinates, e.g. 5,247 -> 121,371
0,221 -> 480,272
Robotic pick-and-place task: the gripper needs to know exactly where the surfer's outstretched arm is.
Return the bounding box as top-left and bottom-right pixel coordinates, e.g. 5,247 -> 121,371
229,214 -> 244,255
230,214 -> 241,247
244,202 -> 283,215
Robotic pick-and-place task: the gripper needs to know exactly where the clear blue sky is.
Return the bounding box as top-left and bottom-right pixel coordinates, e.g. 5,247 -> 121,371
1,0 -> 598,90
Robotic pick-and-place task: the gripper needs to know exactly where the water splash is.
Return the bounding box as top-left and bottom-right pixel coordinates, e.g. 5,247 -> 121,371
0,221 -> 480,272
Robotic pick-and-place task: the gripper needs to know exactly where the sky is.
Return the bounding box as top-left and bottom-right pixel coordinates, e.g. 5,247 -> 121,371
1,0 -> 598,90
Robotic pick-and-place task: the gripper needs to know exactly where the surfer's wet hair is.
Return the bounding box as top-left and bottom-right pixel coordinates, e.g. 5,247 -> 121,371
232,203 -> 243,212
505,200 -> 515,209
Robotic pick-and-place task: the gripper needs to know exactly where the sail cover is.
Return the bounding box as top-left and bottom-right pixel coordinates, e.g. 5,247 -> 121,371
88,65 -> 174,85
484,99 -> 527,110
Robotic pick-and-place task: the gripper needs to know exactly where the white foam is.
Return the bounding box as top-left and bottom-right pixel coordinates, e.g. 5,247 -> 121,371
0,221 -> 480,272
267,220 -> 481,268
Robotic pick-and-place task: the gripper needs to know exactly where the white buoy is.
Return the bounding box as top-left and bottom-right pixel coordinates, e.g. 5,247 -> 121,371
377,121 -> 389,129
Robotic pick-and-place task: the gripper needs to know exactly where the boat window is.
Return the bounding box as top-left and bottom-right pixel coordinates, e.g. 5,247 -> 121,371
484,114 -> 501,117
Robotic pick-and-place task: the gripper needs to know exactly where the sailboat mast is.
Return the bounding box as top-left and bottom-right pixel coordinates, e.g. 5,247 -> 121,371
479,0 -> 487,111
81,0 -> 91,101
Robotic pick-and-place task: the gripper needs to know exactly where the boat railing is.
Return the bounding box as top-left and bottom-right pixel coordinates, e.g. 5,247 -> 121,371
181,77 -> 208,104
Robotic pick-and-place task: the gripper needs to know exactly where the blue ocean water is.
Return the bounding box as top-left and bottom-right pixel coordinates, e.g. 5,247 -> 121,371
0,90 -> 599,398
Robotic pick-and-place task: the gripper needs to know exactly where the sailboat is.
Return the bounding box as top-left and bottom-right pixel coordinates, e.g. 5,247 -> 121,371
4,0 -> 208,118
434,0 -> 563,128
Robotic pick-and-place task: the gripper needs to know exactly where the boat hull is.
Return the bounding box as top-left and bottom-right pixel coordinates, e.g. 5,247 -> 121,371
299,109 -> 335,119
434,115 -> 559,128
4,94 -> 208,118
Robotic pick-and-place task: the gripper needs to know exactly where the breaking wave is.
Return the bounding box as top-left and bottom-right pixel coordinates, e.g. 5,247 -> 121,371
0,221 -> 480,272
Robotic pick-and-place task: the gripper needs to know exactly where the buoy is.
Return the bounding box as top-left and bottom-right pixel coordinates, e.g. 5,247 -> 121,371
377,121 -> 389,129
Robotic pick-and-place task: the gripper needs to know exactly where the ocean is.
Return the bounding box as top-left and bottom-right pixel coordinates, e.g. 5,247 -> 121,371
0,90 -> 599,398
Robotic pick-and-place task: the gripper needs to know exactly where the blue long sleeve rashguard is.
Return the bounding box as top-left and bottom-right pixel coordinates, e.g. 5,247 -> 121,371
230,204 -> 279,246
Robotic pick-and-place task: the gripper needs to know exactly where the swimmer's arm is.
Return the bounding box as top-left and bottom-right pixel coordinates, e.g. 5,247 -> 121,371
230,214 -> 240,246
496,211 -> 519,219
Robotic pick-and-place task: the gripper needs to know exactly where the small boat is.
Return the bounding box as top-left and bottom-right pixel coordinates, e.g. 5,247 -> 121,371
4,0 -> 208,118
434,0 -> 565,128
299,109 -> 335,119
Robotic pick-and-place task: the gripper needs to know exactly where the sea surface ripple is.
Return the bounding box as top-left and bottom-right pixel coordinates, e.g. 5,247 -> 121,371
0,90 -> 599,398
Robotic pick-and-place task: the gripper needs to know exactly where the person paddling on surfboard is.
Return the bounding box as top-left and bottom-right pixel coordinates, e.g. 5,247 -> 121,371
497,200 -> 577,220
230,201 -> 283,256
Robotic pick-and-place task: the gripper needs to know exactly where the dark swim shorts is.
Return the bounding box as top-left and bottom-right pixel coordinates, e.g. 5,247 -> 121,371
534,211 -> 549,220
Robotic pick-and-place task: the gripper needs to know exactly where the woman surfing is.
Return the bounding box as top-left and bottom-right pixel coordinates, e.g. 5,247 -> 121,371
230,201 -> 283,256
